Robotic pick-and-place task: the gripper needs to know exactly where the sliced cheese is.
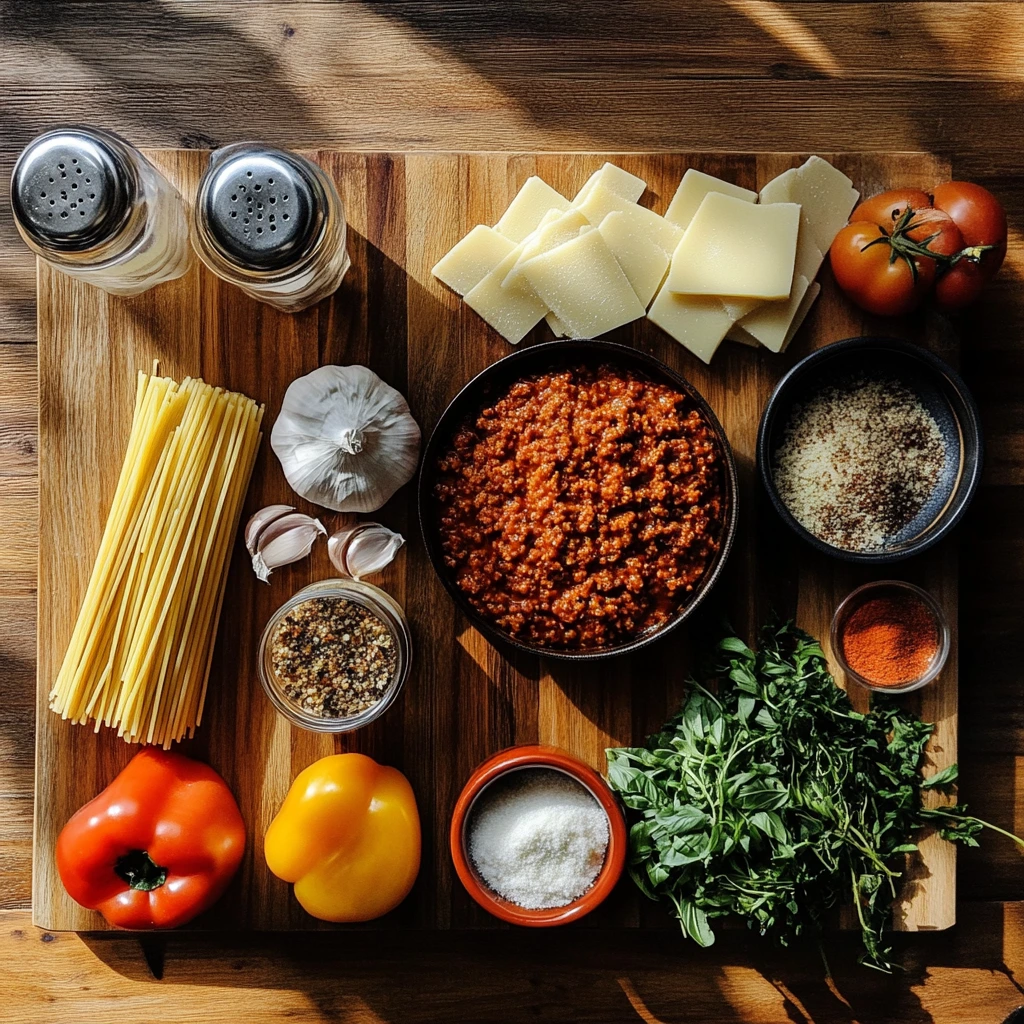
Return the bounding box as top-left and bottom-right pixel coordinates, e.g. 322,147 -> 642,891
431,225 -> 517,296
575,182 -> 636,226
730,277 -> 820,354
739,156 -> 845,351
761,156 -> 859,255
577,186 -> 683,258
794,232 -> 826,284
721,297 -> 760,321
757,167 -> 798,206
495,177 -> 571,243
597,210 -> 669,308
759,166 -> 832,286
574,170 -> 602,206
648,284 -> 743,365
782,280 -> 820,351
724,219 -> 821,353
734,274 -> 811,353
573,162 -> 647,206
519,230 -> 645,339
503,208 -> 591,288
464,241 -> 548,345
667,193 -> 800,300
727,323 -> 760,348
546,311 -> 570,338
790,156 -> 859,253
665,169 -> 757,230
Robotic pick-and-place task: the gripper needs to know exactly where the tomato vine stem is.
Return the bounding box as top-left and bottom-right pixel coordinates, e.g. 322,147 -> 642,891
859,206 -> 996,283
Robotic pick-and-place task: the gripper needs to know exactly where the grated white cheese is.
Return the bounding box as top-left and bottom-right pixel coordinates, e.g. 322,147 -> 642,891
468,768 -> 609,910
772,375 -> 945,552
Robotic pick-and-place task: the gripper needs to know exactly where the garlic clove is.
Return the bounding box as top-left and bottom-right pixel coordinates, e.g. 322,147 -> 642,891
345,525 -> 405,579
328,522 -> 404,579
244,504 -> 296,556
327,522 -> 365,575
251,512 -> 326,583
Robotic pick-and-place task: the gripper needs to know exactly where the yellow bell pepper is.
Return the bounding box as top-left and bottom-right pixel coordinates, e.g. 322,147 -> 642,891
264,753 -> 420,922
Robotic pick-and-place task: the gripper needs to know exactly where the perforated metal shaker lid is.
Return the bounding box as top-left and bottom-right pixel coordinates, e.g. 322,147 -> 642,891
11,127 -> 137,253
198,145 -> 325,272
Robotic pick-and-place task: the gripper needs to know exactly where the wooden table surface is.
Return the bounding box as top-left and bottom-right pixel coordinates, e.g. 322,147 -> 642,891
1,3 -> 1022,1022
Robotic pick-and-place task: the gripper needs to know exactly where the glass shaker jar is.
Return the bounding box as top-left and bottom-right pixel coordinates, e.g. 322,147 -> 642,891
190,143 -> 350,312
11,126 -> 192,296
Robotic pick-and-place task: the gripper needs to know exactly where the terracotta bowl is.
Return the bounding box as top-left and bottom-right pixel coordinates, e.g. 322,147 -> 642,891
449,744 -> 628,927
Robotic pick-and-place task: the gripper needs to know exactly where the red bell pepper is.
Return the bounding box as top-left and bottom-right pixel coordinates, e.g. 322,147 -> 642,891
56,748 -> 246,929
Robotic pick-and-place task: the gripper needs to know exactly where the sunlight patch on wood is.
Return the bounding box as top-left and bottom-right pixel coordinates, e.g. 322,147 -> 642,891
716,965 -> 795,1024
456,626 -> 495,681
724,1 -> 841,77
617,977 -> 669,1024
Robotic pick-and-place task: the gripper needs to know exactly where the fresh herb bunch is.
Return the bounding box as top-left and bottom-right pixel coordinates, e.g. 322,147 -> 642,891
606,621 -> 1020,972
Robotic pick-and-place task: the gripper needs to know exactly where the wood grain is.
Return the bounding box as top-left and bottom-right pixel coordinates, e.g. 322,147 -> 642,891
34,149 -> 959,934
3,2 -> 1024,1020
0,344 -> 37,474
5,902 -> 1024,1024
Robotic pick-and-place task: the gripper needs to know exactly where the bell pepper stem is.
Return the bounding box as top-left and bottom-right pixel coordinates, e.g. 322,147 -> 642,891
115,849 -> 169,891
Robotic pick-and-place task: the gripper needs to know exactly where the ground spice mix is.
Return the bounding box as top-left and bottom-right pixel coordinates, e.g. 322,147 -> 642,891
840,592 -> 940,687
270,597 -> 396,718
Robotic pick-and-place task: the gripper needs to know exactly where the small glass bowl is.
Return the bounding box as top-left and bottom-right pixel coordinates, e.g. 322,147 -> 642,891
830,580 -> 950,694
257,578 -> 412,732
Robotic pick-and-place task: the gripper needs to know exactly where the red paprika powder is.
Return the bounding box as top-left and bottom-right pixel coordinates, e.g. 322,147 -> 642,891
840,592 -> 939,687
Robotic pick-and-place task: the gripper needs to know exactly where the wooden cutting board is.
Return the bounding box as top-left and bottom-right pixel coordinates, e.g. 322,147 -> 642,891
34,150 -> 957,932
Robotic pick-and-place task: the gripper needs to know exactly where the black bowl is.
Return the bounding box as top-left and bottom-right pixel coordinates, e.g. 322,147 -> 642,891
417,339 -> 739,661
756,337 -> 983,564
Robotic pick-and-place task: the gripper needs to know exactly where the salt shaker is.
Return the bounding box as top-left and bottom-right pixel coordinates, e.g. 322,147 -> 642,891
11,126 -> 191,296
190,143 -> 350,312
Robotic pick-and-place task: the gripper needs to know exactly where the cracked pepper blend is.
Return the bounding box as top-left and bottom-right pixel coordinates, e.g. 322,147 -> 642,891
269,596 -> 397,718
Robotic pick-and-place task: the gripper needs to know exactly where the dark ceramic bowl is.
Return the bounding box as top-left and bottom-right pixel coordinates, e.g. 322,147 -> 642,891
418,339 -> 739,661
756,337 -> 983,564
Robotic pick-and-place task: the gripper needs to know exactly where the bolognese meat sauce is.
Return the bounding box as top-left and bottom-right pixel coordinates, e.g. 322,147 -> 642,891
433,365 -> 725,650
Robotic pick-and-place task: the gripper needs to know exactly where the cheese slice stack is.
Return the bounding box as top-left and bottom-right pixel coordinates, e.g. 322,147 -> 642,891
650,158 -> 859,363
726,156 -> 859,354
431,163 -> 682,345
430,156 -> 859,358
649,171 -> 761,363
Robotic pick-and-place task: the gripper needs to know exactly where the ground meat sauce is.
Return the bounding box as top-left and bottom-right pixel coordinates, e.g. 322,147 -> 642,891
434,365 -> 725,650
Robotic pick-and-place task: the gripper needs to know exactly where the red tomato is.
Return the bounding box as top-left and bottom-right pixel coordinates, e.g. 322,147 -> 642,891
851,189 -> 933,228
934,259 -> 987,312
931,181 -> 1007,278
830,192 -> 960,317
833,182 -> 1006,315
830,221 -> 936,316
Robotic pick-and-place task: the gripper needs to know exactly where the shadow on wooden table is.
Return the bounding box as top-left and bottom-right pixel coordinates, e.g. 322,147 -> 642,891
68,910 -> 1024,1024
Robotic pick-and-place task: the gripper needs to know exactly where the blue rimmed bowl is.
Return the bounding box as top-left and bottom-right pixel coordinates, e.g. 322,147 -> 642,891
756,337 -> 983,564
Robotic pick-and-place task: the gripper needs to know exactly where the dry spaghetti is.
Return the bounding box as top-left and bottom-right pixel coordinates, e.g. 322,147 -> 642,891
49,372 -> 264,748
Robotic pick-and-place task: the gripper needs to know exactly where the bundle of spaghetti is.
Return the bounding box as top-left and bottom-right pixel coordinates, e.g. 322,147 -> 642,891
49,371 -> 264,748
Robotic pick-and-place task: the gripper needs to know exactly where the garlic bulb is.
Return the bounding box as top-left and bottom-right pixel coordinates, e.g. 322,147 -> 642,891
328,522 -> 404,579
270,365 -> 421,513
245,507 -> 326,583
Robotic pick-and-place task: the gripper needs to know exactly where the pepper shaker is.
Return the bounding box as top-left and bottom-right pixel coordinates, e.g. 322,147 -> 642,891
11,126 -> 192,296
190,143 -> 350,312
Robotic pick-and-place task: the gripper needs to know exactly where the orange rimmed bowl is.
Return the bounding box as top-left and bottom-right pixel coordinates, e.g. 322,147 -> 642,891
449,745 -> 628,927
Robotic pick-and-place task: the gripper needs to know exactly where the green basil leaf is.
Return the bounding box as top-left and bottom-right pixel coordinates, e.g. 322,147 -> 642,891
674,896 -> 716,947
